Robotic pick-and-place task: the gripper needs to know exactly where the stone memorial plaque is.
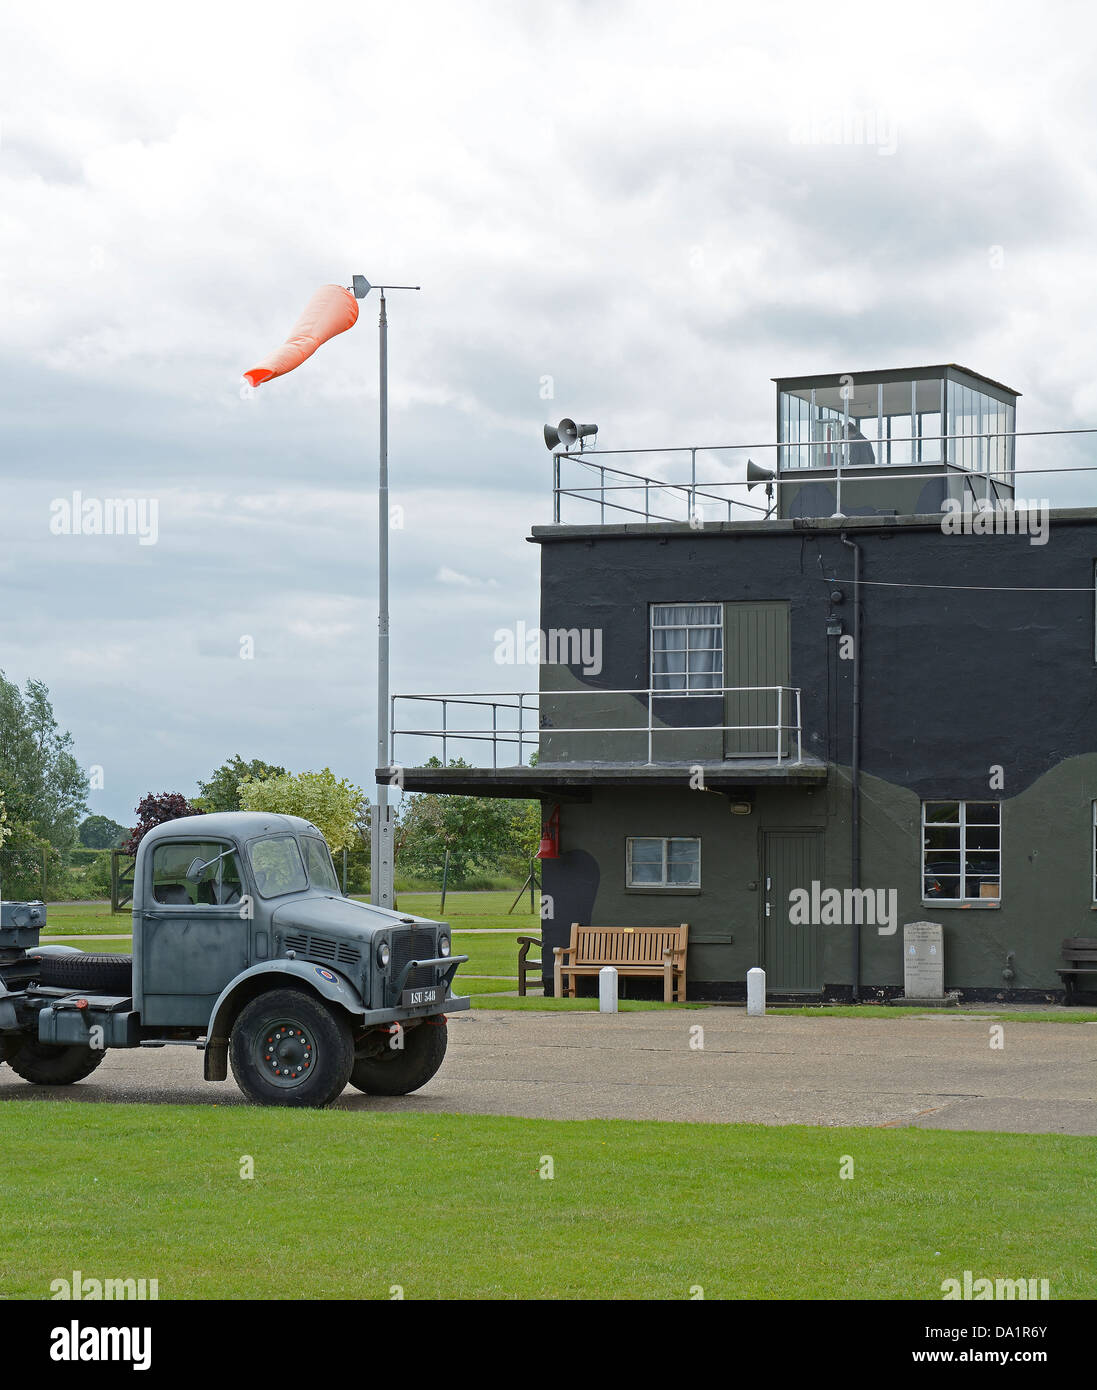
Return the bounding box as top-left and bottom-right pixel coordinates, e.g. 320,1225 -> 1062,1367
903,921 -> 944,999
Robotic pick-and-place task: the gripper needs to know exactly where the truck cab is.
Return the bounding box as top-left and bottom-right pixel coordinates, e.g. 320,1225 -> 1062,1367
0,812 -> 469,1107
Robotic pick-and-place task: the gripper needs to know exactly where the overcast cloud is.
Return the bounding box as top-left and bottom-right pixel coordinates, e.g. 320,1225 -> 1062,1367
2,0 -> 1096,824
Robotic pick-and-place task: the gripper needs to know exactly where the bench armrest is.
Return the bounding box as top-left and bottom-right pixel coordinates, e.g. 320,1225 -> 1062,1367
553,945 -> 574,960
517,936 -> 542,947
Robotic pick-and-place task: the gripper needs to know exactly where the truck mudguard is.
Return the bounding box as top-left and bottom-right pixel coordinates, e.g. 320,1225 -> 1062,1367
204,959 -> 368,1080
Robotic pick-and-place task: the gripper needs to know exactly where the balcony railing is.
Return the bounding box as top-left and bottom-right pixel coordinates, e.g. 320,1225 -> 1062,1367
549,425 -> 1097,525
390,687 -> 803,768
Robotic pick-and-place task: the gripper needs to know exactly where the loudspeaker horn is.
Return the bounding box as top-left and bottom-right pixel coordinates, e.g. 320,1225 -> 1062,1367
745,458 -> 775,490
556,419 -> 598,450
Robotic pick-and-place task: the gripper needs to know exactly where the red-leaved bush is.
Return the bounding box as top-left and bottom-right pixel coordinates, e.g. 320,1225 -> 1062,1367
123,793 -> 204,854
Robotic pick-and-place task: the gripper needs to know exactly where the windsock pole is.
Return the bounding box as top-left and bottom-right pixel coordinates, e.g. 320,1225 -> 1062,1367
374,291 -> 392,909
351,278 -> 420,910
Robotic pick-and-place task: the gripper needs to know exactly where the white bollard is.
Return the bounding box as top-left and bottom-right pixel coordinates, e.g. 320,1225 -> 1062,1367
746,966 -> 766,1017
599,966 -> 619,1012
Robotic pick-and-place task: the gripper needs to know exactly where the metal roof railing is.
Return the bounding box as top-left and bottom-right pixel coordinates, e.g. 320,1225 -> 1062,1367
550,426 -> 1097,525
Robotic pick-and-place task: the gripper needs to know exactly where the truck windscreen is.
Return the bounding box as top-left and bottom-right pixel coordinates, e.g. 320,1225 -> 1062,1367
247,835 -> 308,898
303,837 -> 340,893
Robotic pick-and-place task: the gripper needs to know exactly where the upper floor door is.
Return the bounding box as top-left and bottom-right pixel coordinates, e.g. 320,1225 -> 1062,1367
724,601 -> 791,758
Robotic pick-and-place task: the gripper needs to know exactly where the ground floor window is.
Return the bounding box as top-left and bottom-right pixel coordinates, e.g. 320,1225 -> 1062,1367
922,801 -> 1000,902
626,836 -> 701,888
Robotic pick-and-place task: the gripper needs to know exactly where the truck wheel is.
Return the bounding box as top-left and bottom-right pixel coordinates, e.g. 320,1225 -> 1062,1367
350,1020 -> 448,1096
229,988 -> 354,1107
7,1041 -> 107,1085
30,952 -> 133,995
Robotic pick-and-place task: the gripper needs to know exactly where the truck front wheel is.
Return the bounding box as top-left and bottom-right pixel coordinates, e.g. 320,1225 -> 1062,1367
229,988 -> 354,1107
7,1041 -> 106,1086
350,1020 -> 448,1096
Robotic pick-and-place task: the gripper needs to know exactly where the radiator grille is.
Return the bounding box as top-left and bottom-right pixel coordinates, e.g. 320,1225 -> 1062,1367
284,932 -> 361,967
390,926 -> 436,992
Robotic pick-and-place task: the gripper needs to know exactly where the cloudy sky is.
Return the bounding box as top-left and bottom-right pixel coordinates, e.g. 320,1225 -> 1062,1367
2,0 -> 1096,826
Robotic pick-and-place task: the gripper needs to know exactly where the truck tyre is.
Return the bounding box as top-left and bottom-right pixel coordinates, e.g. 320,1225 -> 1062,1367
350,1020 -> 448,1096
229,987 -> 354,1107
7,1041 -> 107,1085
30,952 -> 133,995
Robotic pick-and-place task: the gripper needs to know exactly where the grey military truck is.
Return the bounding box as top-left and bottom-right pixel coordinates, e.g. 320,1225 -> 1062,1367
0,812 -> 469,1106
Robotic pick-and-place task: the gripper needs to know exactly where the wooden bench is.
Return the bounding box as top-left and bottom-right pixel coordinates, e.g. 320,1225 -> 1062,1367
1057,937 -> 1097,1003
516,935 -> 543,996
554,923 -> 689,1003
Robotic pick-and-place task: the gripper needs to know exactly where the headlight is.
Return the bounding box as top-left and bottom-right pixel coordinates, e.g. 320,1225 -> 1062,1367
377,941 -> 390,968
439,935 -> 451,958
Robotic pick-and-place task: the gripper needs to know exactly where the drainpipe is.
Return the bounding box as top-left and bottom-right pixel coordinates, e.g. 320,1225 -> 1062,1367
840,533 -> 862,1002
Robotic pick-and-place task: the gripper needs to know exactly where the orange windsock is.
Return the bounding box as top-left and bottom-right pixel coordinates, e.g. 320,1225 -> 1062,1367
243,284 -> 359,387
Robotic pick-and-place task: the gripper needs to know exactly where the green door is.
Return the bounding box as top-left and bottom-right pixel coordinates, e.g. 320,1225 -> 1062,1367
762,829 -> 823,993
724,602 -> 790,757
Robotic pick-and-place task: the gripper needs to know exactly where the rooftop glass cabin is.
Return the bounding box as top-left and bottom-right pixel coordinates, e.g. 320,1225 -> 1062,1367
774,365 -> 1018,519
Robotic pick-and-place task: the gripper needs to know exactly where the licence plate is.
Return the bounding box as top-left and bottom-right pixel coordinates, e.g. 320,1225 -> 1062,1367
402,984 -> 444,1007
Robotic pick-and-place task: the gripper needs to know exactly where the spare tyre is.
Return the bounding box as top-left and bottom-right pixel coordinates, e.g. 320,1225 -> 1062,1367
30,952 -> 133,995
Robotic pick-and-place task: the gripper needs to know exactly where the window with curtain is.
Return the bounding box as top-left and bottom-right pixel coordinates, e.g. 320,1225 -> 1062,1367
650,604 -> 723,694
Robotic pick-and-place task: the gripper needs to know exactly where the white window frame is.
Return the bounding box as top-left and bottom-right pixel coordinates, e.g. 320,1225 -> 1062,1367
921,801 -> 1001,904
650,603 -> 723,696
626,836 -> 701,889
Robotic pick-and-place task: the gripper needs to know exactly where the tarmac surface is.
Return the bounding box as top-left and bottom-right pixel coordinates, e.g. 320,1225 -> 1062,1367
3,1007 -> 1096,1133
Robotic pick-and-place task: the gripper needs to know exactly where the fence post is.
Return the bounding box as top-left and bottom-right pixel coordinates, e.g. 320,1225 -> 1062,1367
440,849 -> 450,914
776,685 -> 783,762
529,857 -> 536,915
41,846 -> 47,901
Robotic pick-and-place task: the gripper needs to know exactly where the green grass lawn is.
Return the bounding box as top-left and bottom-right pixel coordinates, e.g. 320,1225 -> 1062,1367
0,1103 -> 1092,1300
43,937 -> 130,954
39,902 -> 123,934
44,891 -> 537,934
394,889 -> 538,931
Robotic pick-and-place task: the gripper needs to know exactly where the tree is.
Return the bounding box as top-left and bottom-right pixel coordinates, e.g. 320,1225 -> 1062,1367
237,768 -> 365,850
195,755 -> 287,813
0,790 -> 10,851
0,673 -> 89,854
78,814 -> 128,849
394,759 -> 540,885
123,793 -> 204,854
